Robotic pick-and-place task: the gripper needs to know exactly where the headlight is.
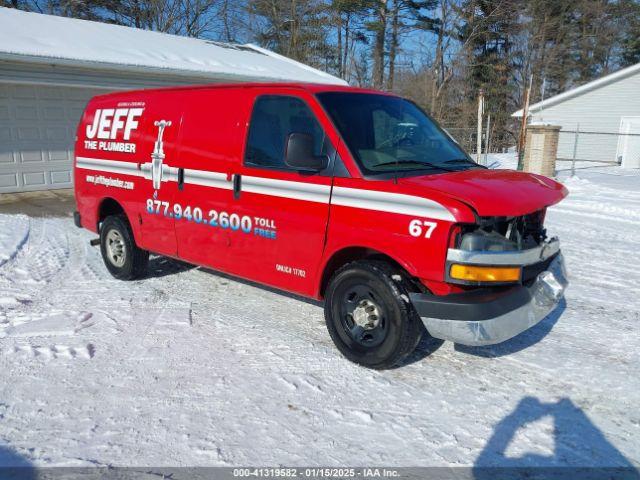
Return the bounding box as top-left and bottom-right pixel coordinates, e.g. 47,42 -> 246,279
458,230 -> 517,252
449,264 -> 521,282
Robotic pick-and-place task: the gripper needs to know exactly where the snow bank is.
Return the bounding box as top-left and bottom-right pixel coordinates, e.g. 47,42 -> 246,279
0,7 -> 346,85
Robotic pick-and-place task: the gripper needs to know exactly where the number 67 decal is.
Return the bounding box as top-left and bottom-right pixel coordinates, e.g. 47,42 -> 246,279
409,219 -> 437,238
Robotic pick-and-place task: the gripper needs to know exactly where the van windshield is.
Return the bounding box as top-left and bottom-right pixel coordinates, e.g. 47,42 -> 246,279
317,92 -> 481,176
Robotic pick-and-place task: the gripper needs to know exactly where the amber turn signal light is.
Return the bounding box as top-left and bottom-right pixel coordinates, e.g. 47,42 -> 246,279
450,264 -> 521,282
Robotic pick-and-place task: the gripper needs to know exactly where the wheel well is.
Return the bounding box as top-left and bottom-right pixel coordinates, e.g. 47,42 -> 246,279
97,198 -> 125,230
319,247 -> 415,298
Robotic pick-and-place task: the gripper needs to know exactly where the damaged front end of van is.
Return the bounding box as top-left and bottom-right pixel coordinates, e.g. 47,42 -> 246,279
409,205 -> 568,346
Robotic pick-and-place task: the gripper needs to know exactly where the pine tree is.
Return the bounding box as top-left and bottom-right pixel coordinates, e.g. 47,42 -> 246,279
368,0 -> 388,88
332,0 -> 372,80
247,0 -> 332,66
618,0 -> 640,66
386,0 -> 438,90
457,0 -> 519,148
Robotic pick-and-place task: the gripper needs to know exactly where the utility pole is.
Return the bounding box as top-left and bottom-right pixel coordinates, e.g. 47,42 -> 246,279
476,89 -> 484,164
431,67 -> 438,113
484,113 -> 491,165
517,75 -> 533,170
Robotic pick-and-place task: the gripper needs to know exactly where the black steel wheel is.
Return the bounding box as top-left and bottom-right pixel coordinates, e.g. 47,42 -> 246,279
100,214 -> 149,280
324,260 -> 424,369
338,284 -> 389,348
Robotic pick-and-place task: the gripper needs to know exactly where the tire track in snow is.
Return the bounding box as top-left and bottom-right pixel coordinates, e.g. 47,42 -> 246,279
0,215 -> 30,270
0,218 -> 68,288
0,220 -> 106,361
0,216 -> 41,282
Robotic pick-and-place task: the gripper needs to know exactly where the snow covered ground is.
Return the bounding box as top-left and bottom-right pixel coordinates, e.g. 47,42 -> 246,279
0,156 -> 639,470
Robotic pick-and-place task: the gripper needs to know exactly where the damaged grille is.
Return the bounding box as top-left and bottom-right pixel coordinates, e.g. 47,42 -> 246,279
458,209 -> 547,252
502,210 -> 547,248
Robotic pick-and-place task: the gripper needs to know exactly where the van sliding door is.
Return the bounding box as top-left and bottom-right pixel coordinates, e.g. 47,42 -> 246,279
134,94 -> 182,257
172,89 -> 252,271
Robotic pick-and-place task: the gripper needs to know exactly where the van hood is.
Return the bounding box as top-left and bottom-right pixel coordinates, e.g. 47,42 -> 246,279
399,169 -> 568,217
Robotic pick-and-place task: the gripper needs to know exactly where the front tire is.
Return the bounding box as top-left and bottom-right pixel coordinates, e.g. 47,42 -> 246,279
324,260 -> 424,369
100,214 -> 149,280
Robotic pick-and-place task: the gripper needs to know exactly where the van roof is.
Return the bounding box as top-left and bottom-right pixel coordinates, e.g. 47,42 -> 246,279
90,82 -> 396,101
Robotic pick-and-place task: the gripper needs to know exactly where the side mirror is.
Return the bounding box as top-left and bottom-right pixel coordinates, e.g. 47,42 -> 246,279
285,132 -> 328,172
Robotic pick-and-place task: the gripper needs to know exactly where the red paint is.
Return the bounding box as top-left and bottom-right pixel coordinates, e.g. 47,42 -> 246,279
74,82 -> 567,300
399,169 -> 568,218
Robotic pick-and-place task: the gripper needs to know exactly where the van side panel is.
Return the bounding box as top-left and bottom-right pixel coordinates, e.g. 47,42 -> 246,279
74,95 -> 147,242
318,176 -> 474,296
74,84 -> 472,300
120,91 -> 183,256
172,87 -> 253,270
74,90 -> 185,255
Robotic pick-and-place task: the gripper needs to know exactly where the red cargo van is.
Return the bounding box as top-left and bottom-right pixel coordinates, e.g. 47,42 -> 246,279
74,83 -> 568,368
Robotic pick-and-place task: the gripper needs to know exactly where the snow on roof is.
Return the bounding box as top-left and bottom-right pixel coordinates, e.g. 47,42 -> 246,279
0,7 -> 347,85
512,62 -> 640,117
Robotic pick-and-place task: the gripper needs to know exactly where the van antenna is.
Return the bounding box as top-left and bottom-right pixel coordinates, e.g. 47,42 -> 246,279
393,116 -> 400,185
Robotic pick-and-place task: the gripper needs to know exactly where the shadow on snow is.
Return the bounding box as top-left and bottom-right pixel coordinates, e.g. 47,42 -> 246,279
473,396 -> 639,480
0,444 -> 34,480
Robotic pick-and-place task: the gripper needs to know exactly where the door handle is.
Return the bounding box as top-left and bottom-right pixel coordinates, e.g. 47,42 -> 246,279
233,173 -> 241,199
177,168 -> 184,191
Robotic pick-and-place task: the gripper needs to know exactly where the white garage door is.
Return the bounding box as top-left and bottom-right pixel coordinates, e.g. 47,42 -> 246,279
616,116 -> 640,169
0,83 -> 108,193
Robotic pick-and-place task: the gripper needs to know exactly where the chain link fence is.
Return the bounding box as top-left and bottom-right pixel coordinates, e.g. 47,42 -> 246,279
441,126 -> 515,160
441,127 -> 477,154
557,128 -> 640,175
443,124 -> 640,175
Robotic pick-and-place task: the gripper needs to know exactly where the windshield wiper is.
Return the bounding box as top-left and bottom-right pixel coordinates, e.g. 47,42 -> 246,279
374,160 -> 457,172
443,158 -> 487,168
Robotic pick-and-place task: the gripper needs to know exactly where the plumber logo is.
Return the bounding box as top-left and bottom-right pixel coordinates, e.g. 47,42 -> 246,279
84,107 -> 143,154
151,120 -> 172,190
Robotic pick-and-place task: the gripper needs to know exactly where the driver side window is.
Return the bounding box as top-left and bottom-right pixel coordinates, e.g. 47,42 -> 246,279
245,95 -> 326,170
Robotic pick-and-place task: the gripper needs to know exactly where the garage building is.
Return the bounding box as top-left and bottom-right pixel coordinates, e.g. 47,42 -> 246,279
512,62 -> 640,168
0,7 -> 345,193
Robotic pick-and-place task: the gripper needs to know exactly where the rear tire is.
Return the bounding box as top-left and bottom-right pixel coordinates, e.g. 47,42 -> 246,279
324,260 -> 424,369
100,214 -> 149,280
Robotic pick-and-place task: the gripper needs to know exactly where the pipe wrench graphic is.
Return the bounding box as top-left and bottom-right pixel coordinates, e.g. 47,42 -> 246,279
141,120 -> 176,191
151,120 -> 171,190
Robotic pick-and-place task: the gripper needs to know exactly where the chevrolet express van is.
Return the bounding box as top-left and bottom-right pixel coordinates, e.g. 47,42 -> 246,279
74,83 -> 568,369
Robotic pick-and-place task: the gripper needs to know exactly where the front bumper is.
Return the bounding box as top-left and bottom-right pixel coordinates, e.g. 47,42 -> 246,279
409,253 -> 568,346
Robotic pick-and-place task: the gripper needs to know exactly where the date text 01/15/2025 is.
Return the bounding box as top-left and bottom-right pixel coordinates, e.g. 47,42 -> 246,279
145,198 -> 277,240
